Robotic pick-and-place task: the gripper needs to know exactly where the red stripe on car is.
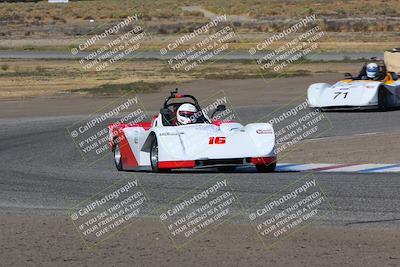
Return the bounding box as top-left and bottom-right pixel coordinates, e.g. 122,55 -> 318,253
158,161 -> 196,169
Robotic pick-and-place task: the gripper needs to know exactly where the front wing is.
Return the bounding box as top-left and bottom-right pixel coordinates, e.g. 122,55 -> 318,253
307,81 -> 381,109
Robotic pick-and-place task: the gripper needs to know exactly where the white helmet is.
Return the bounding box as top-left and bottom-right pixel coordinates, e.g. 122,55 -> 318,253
366,63 -> 378,79
176,103 -> 198,125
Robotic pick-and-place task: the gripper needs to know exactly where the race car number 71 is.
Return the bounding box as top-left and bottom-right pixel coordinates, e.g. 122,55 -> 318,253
334,92 -> 348,99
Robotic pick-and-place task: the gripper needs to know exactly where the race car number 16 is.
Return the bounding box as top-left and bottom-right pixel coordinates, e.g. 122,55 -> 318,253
209,137 -> 226,145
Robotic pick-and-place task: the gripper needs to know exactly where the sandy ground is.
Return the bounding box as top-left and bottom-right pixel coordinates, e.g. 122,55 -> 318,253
0,73 -> 342,117
283,132 -> 400,164
0,60 -> 355,100
1,215 -> 399,267
1,33 -> 399,52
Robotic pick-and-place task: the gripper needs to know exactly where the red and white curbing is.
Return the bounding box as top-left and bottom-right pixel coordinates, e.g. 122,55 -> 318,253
275,163 -> 400,173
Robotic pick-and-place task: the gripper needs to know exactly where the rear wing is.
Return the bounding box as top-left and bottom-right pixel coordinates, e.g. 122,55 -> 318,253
384,49 -> 400,74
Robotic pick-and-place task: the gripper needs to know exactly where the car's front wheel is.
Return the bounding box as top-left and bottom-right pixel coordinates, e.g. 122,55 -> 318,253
310,107 -> 321,112
150,138 -> 170,173
114,143 -> 123,171
256,162 -> 276,172
378,87 -> 388,112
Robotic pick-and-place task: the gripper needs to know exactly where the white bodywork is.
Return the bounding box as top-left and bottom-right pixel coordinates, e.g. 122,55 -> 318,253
120,114 -> 276,168
307,80 -> 400,109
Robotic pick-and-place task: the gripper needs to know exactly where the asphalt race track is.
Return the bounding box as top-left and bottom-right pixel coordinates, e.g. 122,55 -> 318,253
1,88 -> 400,266
1,1 -> 400,264
1,105 -> 400,228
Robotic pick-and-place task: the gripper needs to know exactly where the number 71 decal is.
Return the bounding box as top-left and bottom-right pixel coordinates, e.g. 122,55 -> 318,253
334,92 -> 348,99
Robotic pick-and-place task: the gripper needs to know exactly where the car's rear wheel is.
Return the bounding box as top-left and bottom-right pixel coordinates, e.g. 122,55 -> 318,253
256,162 -> 276,172
378,87 -> 388,112
150,138 -> 170,173
217,166 -> 237,172
114,143 -> 123,171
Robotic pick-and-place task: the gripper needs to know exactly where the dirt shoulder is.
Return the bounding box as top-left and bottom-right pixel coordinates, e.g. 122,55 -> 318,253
283,132 -> 400,164
0,59 -> 354,100
1,215 -> 399,267
0,73 -> 342,118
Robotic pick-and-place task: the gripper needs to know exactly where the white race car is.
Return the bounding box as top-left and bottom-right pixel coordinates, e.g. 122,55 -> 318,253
307,50 -> 400,111
108,90 -> 277,172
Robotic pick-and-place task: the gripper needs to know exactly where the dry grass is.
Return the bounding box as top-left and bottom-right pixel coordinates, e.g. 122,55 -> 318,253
0,59 -> 171,98
0,0 -> 399,38
204,0 -> 400,18
0,1 -> 398,52
2,0 -> 399,23
0,59 -> 361,99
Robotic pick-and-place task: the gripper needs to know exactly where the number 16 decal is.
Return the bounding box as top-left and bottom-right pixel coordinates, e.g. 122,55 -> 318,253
209,137 -> 226,144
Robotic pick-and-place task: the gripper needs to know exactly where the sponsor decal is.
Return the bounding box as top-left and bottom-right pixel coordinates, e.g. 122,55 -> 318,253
256,129 -> 272,134
159,132 -> 185,136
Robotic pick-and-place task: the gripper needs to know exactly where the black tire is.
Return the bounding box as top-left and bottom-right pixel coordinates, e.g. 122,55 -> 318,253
310,107 -> 321,113
378,87 -> 388,112
256,162 -> 276,172
150,138 -> 170,173
217,166 -> 237,172
114,143 -> 123,171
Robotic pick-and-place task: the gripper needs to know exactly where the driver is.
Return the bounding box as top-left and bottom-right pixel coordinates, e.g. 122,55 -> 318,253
176,103 -> 198,125
365,62 -> 379,80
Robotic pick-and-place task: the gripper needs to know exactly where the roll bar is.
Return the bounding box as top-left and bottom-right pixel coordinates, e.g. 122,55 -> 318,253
163,88 -> 201,110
